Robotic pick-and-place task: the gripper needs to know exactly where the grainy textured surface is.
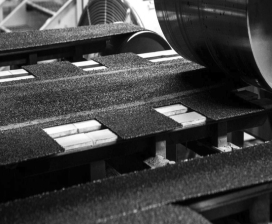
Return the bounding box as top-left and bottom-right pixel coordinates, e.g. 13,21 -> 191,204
180,89 -> 263,120
0,55 -> 263,165
23,61 -> 85,80
97,106 -> 181,139
103,205 -> 212,224
0,127 -> 63,166
0,62 -> 209,127
92,53 -> 153,69
1,142 -> 272,223
0,23 -> 145,52
0,60 -> 208,165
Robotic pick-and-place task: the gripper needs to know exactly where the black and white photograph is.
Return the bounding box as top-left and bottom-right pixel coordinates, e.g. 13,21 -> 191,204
0,0 -> 272,223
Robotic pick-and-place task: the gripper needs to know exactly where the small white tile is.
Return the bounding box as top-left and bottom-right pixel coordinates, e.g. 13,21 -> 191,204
73,120 -> 102,133
155,104 -> 188,116
170,112 -> 206,127
150,56 -> 183,62
0,71 -> 11,77
83,66 -> 107,71
73,60 -> 99,67
0,75 -> 34,83
55,133 -> 94,151
10,69 -> 29,75
85,129 -> 118,146
44,124 -> 77,138
138,49 -> 178,58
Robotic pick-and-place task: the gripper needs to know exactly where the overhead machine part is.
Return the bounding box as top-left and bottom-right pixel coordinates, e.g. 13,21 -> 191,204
154,0 -> 272,91
78,0 -> 139,25
78,0 -> 171,54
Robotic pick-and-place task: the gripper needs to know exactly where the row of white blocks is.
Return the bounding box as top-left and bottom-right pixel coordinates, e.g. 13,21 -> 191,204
155,104 -> 206,128
44,120 -> 118,152
0,69 -> 34,83
43,104 -> 206,153
0,50 -> 182,83
44,104 -> 206,153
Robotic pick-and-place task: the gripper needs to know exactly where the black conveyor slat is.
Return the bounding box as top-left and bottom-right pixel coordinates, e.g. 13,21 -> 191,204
180,89 -> 263,120
0,127 -> 63,166
1,142 -> 272,223
23,61 -> 85,80
0,60 -> 207,126
0,23 -> 145,53
0,24 -> 146,66
0,57 -> 263,165
0,61 -> 261,127
96,106 -> 181,139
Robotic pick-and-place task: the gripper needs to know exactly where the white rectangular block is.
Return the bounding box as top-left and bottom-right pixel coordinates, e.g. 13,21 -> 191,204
170,112 -> 206,128
85,129 -> 118,146
44,124 -> 77,138
73,60 -> 99,67
155,104 -> 188,116
83,66 -> 107,71
150,56 -> 183,63
73,120 -> 102,133
10,69 -> 29,75
0,71 -> 11,77
55,133 -> 94,151
0,75 -> 34,83
138,49 -> 178,58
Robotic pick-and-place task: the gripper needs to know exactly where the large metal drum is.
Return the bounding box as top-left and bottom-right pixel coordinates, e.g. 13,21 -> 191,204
154,0 -> 272,91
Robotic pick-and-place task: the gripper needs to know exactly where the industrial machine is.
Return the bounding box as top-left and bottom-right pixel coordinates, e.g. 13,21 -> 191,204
0,1 -> 272,223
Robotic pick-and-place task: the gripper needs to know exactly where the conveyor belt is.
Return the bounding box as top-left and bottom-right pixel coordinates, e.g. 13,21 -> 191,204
23,61 -> 86,80
0,58 -> 206,126
0,54 -> 264,165
0,23 -> 146,67
180,89 -> 263,121
0,127 -> 63,166
96,105 -> 180,139
1,142 -> 272,223
0,23 -> 144,53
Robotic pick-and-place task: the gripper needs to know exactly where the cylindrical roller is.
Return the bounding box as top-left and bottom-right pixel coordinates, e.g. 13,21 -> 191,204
154,0 -> 272,91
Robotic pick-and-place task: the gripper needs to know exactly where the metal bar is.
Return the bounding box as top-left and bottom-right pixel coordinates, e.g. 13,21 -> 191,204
211,122 -> 228,148
249,193 -> 270,223
90,160 -> 106,181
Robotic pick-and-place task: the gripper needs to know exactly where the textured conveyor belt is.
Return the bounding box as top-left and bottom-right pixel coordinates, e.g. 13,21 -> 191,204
23,61 -> 86,80
96,105 -> 180,139
0,23 -> 145,53
1,142 -> 272,223
0,127 -> 63,166
180,89 -> 263,121
0,54 -> 263,165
